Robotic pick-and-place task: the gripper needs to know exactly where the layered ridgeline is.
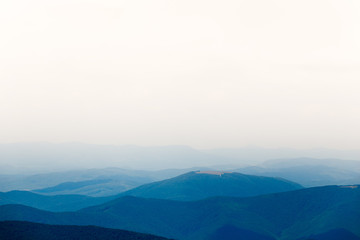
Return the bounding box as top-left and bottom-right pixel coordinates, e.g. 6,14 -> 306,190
0,191 -> 115,212
0,172 -> 301,212
119,171 -> 303,200
0,221 -> 171,240
1,185 -> 359,240
2,158 -> 359,195
0,171 -> 301,211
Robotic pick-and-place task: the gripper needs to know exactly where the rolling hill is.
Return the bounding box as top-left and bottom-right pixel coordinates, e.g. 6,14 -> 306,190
119,171 -> 303,200
1,185 -> 359,240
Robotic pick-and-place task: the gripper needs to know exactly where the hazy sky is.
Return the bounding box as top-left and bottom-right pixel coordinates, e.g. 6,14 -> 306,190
1,0 -> 360,149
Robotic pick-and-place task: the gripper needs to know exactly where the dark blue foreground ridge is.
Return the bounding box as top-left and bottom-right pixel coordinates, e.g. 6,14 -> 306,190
0,185 -> 359,240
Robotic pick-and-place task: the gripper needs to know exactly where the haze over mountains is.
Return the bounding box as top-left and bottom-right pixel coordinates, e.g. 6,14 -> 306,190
0,143 -> 219,172
236,158 -> 360,187
2,0 -> 360,238
0,163 -> 359,239
1,143 -> 359,239
2,143 -> 360,173
1,151 -> 359,195
1,142 -> 359,194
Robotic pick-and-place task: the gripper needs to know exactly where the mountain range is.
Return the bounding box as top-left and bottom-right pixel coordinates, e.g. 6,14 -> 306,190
0,171 -> 302,211
1,185 -> 359,240
1,155 -> 359,196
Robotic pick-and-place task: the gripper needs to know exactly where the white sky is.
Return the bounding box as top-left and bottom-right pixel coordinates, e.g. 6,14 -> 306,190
1,0 -> 360,149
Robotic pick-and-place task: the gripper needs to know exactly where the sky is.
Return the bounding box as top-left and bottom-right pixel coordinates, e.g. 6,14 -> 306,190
1,0 -> 360,150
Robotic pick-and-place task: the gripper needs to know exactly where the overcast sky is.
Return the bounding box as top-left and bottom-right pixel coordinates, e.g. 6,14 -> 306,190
1,0 -> 360,149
